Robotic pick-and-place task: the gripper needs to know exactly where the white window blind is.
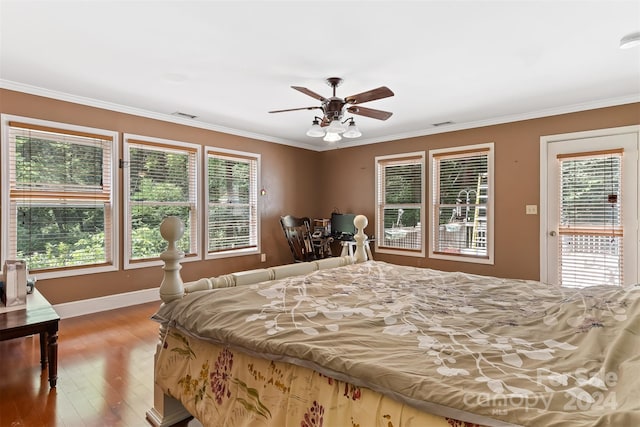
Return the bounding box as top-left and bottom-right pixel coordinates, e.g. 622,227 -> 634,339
430,145 -> 493,263
375,152 -> 424,255
207,150 -> 259,255
4,120 -> 115,273
557,149 -> 624,287
125,138 -> 199,264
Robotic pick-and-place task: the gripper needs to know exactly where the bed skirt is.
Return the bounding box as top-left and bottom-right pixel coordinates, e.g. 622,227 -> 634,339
155,326 -> 485,427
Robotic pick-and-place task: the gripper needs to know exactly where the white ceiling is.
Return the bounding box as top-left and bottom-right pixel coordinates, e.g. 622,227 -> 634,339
1,1 -> 639,151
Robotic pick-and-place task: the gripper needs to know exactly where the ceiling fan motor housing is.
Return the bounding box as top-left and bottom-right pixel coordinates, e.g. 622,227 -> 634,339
323,98 -> 346,120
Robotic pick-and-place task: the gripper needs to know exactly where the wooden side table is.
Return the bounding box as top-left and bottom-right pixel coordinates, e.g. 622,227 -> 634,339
0,289 -> 60,387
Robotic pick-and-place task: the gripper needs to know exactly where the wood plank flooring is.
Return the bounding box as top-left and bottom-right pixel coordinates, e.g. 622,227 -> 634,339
0,301 -> 197,427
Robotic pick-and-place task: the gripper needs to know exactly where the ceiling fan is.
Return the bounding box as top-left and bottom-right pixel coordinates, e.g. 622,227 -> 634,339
269,77 -> 394,141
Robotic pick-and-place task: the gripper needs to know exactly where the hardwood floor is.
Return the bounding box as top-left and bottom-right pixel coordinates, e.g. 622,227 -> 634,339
0,301 -> 198,427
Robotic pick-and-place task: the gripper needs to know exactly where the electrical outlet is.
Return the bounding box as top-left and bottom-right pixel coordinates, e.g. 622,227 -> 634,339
526,205 -> 537,215
260,253 -> 266,262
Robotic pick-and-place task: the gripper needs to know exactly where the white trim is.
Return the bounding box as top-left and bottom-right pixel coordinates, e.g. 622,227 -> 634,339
428,143 -> 495,265
0,79 -> 319,151
539,138 -> 550,283
204,146 -> 261,259
539,125 -> 640,144
374,151 -> 426,258
206,246 -> 261,259
53,287 -> 160,319
2,79 -> 637,153
539,125 -> 640,285
122,133 -> 203,270
0,114 -> 120,279
335,95 -> 640,151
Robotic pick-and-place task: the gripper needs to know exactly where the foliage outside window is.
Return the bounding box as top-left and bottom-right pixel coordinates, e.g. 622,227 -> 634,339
206,149 -> 259,257
124,135 -> 200,268
375,152 -> 425,257
558,150 -> 623,287
429,143 -> 494,264
1,116 -> 118,277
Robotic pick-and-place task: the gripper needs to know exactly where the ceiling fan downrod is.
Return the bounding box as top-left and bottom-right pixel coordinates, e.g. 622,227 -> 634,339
326,77 -> 343,96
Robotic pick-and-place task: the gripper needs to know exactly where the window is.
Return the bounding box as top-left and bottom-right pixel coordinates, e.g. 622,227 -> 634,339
206,148 -> 260,258
557,150 -> 625,287
429,143 -> 494,264
123,134 -> 200,268
375,152 -> 425,256
1,115 -> 118,278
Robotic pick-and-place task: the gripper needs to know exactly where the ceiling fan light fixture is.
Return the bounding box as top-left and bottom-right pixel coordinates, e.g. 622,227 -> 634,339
326,118 -> 346,134
620,32 -> 640,49
342,119 -> 362,138
323,132 -> 342,143
306,118 -> 325,137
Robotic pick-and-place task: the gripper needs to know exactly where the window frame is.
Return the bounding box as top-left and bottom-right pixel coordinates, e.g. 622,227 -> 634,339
374,151 -> 426,257
1,114 -> 119,279
122,133 -> 202,270
428,142 -> 494,264
205,146 -> 260,259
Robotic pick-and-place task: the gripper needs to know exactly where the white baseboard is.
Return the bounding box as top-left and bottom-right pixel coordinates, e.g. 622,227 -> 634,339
53,287 -> 160,319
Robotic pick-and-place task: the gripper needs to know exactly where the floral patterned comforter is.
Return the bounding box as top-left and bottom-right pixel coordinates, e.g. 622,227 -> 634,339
153,261 -> 640,426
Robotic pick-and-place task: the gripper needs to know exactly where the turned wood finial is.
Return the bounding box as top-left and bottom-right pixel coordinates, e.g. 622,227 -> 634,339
353,214 -> 369,263
159,216 -> 185,302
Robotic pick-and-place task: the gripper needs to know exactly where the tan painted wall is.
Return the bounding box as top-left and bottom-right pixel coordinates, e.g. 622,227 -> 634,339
317,103 -> 640,280
0,89 -> 321,304
1,89 -> 638,303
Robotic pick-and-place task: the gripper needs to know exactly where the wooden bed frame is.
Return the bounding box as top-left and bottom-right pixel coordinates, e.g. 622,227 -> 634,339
146,214 -> 371,426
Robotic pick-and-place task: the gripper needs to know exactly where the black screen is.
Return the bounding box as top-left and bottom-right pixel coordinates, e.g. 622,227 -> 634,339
331,213 -> 356,238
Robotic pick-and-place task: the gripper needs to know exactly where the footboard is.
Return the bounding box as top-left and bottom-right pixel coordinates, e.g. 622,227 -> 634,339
146,214 -> 370,426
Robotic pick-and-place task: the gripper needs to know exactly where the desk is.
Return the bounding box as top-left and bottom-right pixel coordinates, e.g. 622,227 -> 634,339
0,289 -> 60,387
339,239 -> 374,260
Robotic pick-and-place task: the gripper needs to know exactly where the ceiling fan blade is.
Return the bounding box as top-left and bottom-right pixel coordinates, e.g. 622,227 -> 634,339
345,86 -> 394,104
347,105 -> 393,121
269,106 -> 322,113
291,86 -> 326,101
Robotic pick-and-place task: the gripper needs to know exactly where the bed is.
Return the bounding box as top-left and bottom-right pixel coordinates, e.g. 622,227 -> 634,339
146,215 -> 640,427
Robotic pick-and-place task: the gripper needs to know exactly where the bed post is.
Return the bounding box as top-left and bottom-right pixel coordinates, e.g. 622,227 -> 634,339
146,322 -> 193,426
158,216 -> 186,303
146,216 -> 192,426
353,214 -> 369,263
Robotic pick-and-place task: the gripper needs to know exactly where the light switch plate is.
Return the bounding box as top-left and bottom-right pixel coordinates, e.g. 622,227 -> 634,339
526,205 -> 537,215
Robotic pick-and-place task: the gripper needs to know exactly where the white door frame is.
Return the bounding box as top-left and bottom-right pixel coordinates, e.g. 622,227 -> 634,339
539,125 -> 640,285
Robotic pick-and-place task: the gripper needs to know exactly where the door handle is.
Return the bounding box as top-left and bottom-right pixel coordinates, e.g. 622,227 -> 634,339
549,231 -> 556,237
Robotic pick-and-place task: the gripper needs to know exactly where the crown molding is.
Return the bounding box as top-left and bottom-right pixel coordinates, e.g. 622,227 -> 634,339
330,94 -> 640,151
0,79 -> 319,151
2,79 -> 637,153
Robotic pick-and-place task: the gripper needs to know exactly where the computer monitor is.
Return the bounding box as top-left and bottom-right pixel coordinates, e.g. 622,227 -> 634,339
331,213 -> 356,239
